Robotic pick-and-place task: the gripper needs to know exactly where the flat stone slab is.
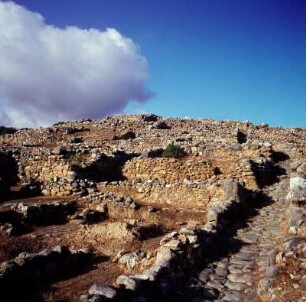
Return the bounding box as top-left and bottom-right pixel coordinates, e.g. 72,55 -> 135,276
225,280 -> 246,291
259,249 -> 272,256
215,258 -> 229,268
229,258 -> 255,269
258,243 -> 275,249
228,264 -> 244,274
239,233 -> 258,244
209,273 -> 226,283
215,267 -> 228,277
240,246 -> 258,254
235,252 -> 255,261
228,273 -> 252,284
222,290 -> 243,302
257,260 -> 270,267
206,279 -> 224,292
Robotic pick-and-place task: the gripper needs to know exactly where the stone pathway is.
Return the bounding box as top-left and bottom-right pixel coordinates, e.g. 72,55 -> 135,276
189,173 -> 289,302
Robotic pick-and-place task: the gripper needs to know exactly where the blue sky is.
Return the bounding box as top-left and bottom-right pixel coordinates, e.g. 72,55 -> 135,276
4,0 -> 306,127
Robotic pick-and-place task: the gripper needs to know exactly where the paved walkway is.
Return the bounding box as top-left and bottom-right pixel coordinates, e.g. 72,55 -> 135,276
189,169 -> 289,302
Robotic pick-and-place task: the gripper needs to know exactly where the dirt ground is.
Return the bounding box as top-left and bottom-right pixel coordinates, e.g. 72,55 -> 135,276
0,188 -> 207,301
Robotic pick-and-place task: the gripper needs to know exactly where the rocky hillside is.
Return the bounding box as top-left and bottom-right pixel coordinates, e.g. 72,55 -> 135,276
0,114 -> 305,302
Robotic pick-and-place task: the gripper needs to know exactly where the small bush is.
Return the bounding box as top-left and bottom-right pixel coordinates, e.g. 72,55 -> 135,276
213,167 -> 222,175
162,144 -> 186,158
237,130 -> 247,144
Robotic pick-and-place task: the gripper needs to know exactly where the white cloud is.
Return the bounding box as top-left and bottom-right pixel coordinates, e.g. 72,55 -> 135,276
0,1 -> 152,127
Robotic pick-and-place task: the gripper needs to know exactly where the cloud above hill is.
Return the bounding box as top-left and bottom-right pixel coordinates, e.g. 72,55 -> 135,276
0,1 -> 152,127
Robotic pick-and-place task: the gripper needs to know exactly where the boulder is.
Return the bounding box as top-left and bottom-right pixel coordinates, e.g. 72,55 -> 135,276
51,146 -> 65,155
152,121 -> 170,130
88,284 -> 117,299
116,275 -> 138,290
287,176 -> 306,203
142,114 -> 159,122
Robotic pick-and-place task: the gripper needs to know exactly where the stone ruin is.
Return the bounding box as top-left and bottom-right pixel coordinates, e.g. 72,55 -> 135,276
0,114 -> 305,301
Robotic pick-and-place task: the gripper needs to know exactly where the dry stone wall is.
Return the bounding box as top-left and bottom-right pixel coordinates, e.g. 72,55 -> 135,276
123,157 -> 215,182
24,155 -> 71,182
137,181 -> 225,207
97,180 -> 226,208
123,155 -> 258,191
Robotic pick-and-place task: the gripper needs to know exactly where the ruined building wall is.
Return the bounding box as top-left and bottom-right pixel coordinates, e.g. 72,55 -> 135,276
98,180 -> 226,209
23,155 -> 71,182
135,183 -> 225,208
123,155 -> 258,191
123,157 -> 216,182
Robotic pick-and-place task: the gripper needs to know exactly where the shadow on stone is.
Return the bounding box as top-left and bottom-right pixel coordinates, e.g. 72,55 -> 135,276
251,159 -> 286,188
0,250 -> 107,302
72,151 -> 139,182
0,151 -> 20,202
270,151 -> 290,163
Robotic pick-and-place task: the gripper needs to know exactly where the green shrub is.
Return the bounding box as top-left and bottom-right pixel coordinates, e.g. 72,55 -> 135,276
237,129 -> 247,144
162,144 -> 186,158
